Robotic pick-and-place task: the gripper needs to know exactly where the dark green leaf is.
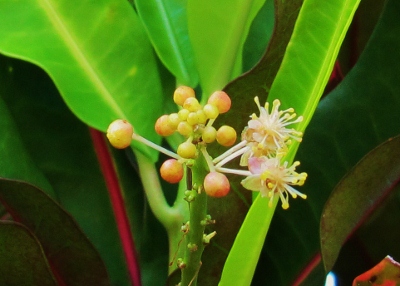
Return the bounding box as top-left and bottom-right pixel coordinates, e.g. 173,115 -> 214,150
321,135 -> 400,272
263,0 -> 400,284
0,178 -> 110,286
0,221 -> 57,286
0,56 -> 131,285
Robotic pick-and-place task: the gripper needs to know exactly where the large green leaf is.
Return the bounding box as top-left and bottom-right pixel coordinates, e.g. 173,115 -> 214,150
0,56 -> 130,285
0,221 -> 57,286
0,0 -> 163,161
0,178 -> 110,285
187,0 -> 266,98
321,135 -> 400,273
219,0 -> 360,284
135,0 -> 198,87
261,0 -> 400,284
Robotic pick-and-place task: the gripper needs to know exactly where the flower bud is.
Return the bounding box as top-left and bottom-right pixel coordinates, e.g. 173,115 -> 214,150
107,119 -> 133,149
155,115 -> 175,136
173,86 -> 195,106
160,159 -> 184,184
204,172 -> 230,197
177,141 -> 197,159
208,91 -> 231,114
216,125 -> 237,147
202,126 -> 217,143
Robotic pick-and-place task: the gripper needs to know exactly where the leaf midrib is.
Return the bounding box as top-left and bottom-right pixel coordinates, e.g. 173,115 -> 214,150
39,0 -> 126,120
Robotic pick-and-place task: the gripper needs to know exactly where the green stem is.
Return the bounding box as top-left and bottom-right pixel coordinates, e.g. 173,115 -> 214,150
134,150 -> 182,229
180,151 -> 209,286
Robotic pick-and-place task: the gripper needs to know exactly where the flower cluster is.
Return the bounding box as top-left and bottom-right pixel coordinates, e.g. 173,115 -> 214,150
215,96 -> 307,209
106,88 -> 308,209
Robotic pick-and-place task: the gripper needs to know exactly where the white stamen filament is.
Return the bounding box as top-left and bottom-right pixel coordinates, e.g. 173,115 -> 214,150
213,140 -> 248,164
132,133 -> 180,160
216,167 -> 252,176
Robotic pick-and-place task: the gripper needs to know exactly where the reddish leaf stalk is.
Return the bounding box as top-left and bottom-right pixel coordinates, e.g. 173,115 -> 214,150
89,128 -> 141,286
292,253 -> 321,286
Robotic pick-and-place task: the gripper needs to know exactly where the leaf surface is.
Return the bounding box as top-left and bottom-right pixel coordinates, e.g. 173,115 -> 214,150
0,221 -> 57,286
135,0 -> 198,86
187,0 -> 266,97
0,178 -> 110,286
0,0 -> 163,161
320,135 -> 400,272
0,56 -> 130,285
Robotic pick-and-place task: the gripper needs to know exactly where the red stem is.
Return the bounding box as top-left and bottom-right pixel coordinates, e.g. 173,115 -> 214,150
292,253 -> 321,286
89,128 -> 141,286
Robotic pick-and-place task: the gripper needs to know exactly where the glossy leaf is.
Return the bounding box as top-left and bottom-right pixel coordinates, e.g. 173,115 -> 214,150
219,0 -> 360,283
352,256 -> 400,286
0,178 -> 110,285
0,221 -> 57,286
0,56 -> 131,285
187,0 -> 266,97
320,135 -> 400,272
0,93 -> 54,198
135,0 -> 198,87
0,0 -> 163,161
265,0 -> 400,283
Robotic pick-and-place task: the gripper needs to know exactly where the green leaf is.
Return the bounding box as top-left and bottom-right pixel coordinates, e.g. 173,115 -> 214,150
135,0 -> 198,87
187,0 -> 266,97
0,221 -> 57,286
220,0 -> 361,284
0,0 -> 163,161
0,66 -> 54,198
0,56 -> 130,285
320,135 -> 400,272
263,0 -> 400,283
0,178 -> 110,286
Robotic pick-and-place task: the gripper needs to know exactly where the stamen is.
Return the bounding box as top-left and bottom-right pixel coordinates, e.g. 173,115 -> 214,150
213,140 -> 248,164
132,133 -> 180,160
216,167 -> 252,176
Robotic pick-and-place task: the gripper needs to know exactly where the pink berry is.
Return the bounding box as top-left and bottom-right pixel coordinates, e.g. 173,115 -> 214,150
204,172 -> 230,197
208,91 -> 231,114
173,86 -> 195,106
106,119 -> 133,149
155,115 -> 175,136
160,159 -> 184,184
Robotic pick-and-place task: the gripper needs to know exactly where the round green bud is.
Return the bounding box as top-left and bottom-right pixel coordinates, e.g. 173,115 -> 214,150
106,119 -> 134,149
167,113 -> 181,129
216,125 -> 237,147
187,112 -> 199,126
177,141 -> 197,159
173,86 -> 195,106
183,97 -> 201,112
177,121 -> 193,137
203,104 -> 219,119
202,126 -> 217,143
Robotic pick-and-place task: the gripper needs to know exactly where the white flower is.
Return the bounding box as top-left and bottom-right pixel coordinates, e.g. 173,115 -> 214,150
240,97 -> 303,165
241,156 -> 307,209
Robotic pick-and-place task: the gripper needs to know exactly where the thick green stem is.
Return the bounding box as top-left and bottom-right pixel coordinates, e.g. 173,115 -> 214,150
180,151 -> 209,286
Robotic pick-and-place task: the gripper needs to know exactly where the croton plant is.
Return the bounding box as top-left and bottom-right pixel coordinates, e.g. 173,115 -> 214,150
0,0 -> 399,285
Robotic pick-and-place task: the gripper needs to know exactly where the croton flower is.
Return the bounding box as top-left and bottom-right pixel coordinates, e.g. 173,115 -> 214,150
240,97 -> 303,166
241,156 -> 307,209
